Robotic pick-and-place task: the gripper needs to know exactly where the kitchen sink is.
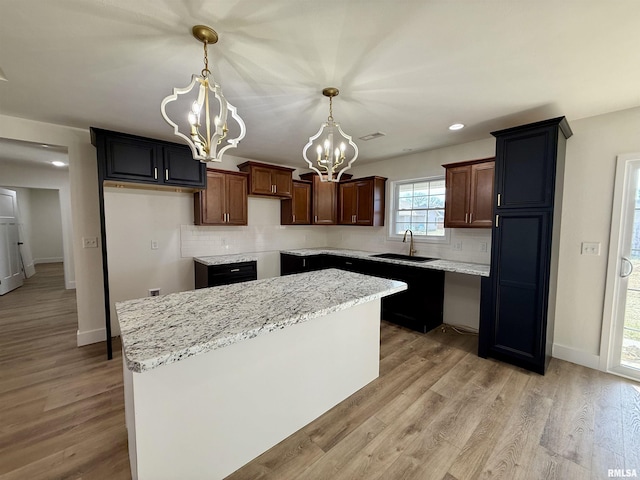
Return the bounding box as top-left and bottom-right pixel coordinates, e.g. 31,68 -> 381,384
371,253 -> 434,262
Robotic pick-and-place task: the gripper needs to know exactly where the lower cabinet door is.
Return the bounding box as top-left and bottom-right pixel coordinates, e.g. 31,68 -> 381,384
484,210 -> 551,373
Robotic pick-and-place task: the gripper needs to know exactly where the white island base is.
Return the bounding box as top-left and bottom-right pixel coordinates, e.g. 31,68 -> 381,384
123,299 -> 381,480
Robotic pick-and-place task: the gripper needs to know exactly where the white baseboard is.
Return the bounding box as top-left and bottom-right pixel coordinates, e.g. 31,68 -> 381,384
552,343 -> 600,370
34,257 -> 64,265
77,328 -> 106,346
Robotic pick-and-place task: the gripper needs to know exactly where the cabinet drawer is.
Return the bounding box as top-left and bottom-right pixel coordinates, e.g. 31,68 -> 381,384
195,261 -> 257,289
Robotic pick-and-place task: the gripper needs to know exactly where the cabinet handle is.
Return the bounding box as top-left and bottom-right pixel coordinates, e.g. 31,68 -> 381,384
352,214 -> 356,223
469,213 -> 473,223
154,167 -> 158,180
345,261 -> 353,265
495,214 -> 499,227
465,213 -> 469,223
497,193 -> 501,206
292,214 -> 296,223
314,215 -> 318,223
274,185 -> 277,193
302,259 -> 306,267
226,213 -> 230,222
230,268 -> 240,272
165,169 -> 169,181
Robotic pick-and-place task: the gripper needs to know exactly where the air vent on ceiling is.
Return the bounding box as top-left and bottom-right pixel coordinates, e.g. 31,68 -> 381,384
359,132 -> 386,141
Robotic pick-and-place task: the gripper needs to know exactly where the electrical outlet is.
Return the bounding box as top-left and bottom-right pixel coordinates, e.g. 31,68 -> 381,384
453,241 -> 462,251
581,242 -> 601,256
82,237 -> 98,248
149,288 -> 160,297
151,240 -> 158,250
479,242 -> 488,252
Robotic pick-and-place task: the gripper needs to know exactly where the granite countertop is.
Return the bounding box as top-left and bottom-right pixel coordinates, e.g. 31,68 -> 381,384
194,254 -> 258,266
281,248 -> 490,277
116,269 -> 406,373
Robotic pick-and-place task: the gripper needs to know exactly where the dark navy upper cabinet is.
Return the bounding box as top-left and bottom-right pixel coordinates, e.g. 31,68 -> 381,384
91,128 -> 206,189
480,117 -> 572,374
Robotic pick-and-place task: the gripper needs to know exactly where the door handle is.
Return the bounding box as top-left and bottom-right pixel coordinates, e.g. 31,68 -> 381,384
621,257 -> 634,278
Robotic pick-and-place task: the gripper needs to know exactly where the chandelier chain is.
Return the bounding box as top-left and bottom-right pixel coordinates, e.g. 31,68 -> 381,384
201,41 -> 211,78
327,96 -> 334,122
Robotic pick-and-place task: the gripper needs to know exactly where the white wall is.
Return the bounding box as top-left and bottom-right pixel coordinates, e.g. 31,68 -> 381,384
554,106 -> 640,366
29,189 -> 64,264
0,114 -> 103,347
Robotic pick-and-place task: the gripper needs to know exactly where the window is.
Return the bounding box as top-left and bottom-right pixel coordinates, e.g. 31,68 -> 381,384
389,177 -> 446,240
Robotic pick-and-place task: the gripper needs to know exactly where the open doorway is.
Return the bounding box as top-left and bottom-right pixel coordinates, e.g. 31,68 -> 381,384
0,138 -> 76,314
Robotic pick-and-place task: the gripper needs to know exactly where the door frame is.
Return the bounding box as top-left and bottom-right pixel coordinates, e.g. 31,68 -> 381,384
600,152 -> 640,381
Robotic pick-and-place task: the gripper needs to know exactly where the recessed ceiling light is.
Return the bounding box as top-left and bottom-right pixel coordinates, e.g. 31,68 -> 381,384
52,161 -> 66,167
359,132 -> 386,141
449,123 -> 465,131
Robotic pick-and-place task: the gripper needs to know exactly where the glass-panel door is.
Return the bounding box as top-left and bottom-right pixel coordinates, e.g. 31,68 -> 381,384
606,156 -> 640,380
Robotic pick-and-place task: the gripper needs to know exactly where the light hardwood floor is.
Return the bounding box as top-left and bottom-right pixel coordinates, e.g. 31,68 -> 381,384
1,264 -> 639,479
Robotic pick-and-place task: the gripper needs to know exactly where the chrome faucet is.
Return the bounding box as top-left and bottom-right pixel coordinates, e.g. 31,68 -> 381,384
403,229 -> 417,256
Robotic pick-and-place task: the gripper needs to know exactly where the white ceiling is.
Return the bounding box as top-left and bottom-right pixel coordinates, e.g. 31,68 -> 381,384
1,1 -> 639,167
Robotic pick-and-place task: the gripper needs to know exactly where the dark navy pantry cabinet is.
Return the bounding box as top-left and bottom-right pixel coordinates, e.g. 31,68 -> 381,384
479,117 -> 572,374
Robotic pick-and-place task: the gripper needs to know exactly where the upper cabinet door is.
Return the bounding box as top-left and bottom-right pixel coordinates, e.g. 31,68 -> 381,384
313,178 -> 337,224
196,170 -> 226,225
162,146 -> 206,187
339,182 -> 357,224
104,135 -> 159,183
251,166 -> 276,195
495,126 -> 557,210
225,173 -> 248,225
355,180 -> 374,225
273,169 -> 293,197
444,165 -> 471,228
469,162 -> 495,227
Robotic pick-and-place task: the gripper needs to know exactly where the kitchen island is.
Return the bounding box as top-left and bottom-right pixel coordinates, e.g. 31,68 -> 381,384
116,269 -> 406,480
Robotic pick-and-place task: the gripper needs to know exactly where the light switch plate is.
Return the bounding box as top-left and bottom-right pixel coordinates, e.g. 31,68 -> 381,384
581,242 -> 601,256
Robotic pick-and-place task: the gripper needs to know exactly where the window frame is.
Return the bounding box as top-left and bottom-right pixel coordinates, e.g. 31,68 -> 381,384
386,176 -> 451,244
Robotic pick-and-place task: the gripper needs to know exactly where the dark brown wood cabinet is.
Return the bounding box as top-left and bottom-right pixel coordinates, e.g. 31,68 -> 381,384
238,161 -> 294,198
338,176 -> 386,226
443,158 -> 494,228
194,168 -> 248,226
298,172 -> 352,225
280,180 -> 311,225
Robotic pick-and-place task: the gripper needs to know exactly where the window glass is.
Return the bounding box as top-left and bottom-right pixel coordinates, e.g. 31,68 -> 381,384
392,177 -> 445,237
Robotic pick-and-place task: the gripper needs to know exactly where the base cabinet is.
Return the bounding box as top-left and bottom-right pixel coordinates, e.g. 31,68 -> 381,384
280,253 -> 444,333
195,261 -> 257,289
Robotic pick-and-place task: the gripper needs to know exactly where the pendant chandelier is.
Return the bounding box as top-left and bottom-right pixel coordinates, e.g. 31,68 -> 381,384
303,87 -> 358,182
161,25 -> 246,163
